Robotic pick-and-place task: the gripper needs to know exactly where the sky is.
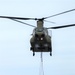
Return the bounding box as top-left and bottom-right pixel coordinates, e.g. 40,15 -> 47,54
0,0 -> 75,75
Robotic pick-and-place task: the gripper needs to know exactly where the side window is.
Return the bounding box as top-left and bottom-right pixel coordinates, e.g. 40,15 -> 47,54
33,28 -> 36,36
44,28 -> 48,36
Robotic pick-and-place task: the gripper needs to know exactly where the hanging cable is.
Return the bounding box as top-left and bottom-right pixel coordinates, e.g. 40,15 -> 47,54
39,52 -> 44,75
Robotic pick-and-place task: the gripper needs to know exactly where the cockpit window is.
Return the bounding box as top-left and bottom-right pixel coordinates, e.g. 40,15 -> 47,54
43,28 -> 48,35
35,28 -> 43,32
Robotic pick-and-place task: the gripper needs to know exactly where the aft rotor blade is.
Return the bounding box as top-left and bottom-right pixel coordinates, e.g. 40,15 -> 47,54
44,9 -> 75,19
0,16 -> 37,20
44,20 -> 56,24
10,19 -> 36,27
47,24 -> 75,29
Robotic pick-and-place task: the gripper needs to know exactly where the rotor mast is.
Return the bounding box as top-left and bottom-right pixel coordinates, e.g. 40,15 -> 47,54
37,19 -> 44,28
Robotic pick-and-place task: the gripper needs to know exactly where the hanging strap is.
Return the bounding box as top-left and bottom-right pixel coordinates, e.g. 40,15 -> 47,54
39,52 -> 44,75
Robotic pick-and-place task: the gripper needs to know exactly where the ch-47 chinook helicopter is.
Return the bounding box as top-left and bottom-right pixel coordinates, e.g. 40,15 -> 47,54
0,9 -> 75,56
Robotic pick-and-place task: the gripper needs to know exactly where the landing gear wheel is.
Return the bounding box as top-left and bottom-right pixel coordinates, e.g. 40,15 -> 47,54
33,52 -> 35,56
30,47 -> 33,50
50,52 -> 52,56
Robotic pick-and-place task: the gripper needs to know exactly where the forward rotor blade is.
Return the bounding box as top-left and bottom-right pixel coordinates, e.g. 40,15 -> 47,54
47,24 -> 75,29
0,16 -> 37,20
44,9 -> 75,19
10,19 -> 36,27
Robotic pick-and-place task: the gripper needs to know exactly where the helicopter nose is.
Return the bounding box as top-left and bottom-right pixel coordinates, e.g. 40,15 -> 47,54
35,34 -> 45,41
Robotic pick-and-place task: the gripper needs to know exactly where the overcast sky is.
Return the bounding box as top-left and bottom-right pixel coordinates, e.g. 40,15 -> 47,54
0,0 -> 75,75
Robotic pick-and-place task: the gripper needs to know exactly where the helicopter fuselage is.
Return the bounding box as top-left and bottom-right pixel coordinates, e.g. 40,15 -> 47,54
30,27 -> 52,54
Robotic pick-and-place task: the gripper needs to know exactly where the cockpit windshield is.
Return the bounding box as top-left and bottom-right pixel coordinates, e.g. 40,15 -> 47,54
33,28 -> 48,36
